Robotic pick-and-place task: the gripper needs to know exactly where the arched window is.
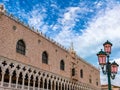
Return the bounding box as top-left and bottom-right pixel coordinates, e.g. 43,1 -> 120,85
80,69 -> 83,78
60,60 -> 65,70
96,79 -> 98,86
16,40 -> 26,55
72,68 -> 75,76
42,51 -> 48,64
89,75 -> 92,83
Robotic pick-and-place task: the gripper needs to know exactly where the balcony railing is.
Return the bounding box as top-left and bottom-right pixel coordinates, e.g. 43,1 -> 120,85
0,82 -> 49,90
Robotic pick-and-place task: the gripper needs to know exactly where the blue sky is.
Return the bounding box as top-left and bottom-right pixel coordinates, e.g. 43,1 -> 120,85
0,0 -> 120,86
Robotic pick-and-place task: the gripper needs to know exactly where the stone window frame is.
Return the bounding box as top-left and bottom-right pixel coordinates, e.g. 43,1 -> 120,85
16,39 -> 26,55
80,69 -> 83,78
42,51 -> 48,64
72,68 -> 75,76
89,75 -> 92,83
60,60 -> 65,71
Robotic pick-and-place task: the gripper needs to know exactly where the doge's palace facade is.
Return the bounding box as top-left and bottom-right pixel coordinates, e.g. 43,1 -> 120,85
0,5 -> 101,90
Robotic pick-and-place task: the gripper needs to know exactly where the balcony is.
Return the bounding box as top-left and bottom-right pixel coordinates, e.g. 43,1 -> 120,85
0,82 -> 49,90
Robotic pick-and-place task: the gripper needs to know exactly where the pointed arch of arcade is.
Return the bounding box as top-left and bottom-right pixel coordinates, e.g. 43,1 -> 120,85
0,56 -> 98,90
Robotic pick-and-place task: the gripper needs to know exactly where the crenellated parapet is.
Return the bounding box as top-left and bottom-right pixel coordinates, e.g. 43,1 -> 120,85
0,4 -> 5,13
0,4 -> 69,54
0,4 -> 5,18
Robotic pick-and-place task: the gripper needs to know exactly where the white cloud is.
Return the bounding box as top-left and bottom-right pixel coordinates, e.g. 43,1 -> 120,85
77,4 -> 120,57
27,6 -> 49,33
55,2 -> 120,57
23,1 -> 120,86
53,6 -> 82,46
95,1 -> 103,8
63,7 -> 80,21
58,6 -> 81,28
53,1 -> 120,86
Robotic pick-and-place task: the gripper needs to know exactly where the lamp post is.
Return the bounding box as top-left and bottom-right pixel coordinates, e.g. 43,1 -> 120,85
97,40 -> 119,90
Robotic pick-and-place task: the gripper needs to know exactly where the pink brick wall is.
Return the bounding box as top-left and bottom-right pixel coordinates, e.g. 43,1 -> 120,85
0,14 -> 100,88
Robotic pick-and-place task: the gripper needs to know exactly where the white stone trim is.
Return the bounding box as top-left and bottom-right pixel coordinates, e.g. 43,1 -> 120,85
0,56 -> 100,90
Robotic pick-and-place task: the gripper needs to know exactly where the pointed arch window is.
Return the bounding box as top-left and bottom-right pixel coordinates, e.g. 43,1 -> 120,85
60,60 -> 65,70
80,69 -> 83,78
89,75 -> 92,83
96,79 -> 99,86
72,68 -> 75,76
16,40 -> 26,55
42,51 -> 48,64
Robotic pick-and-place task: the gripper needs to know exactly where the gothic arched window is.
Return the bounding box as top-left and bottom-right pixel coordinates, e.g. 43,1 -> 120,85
72,68 -> 75,76
16,40 -> 26,55
80,69 -> 83,78
89,75 -> 92,83
42,51 -> 48,64
60,60 -> 65,70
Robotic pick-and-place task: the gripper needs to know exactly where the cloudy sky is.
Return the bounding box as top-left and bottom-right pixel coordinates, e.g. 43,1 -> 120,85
0,0 -> 120,86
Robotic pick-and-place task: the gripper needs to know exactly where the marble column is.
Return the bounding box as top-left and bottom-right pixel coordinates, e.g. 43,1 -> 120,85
28,76 -> 31,90
47,79 -> 49,90
15,74 -> 19,89
54,81 -> 56,90
43,78 -> 45,90
22,75 -> 25,89
33,78 -> 36,90
58,82 -> 59,90
38,78 -> 40,90
1,71 -> 5,87
8,72 -> 13,87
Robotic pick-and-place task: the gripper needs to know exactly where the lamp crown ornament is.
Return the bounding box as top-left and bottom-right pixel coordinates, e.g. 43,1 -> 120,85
103,40 -> 112,54
111,61 -> 119,74
97,49 -> 107,55
97,49 -> 107,66
103,40 -> 112,46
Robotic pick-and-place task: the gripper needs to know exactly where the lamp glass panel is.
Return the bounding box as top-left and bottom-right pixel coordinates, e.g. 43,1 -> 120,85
111,65 -> 118,73
98,55 -> 106,65
104,44 -> 111,54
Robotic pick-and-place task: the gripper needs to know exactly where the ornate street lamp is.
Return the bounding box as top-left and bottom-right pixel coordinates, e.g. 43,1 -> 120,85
111,61 -> 119,79
97,40 -> 119,90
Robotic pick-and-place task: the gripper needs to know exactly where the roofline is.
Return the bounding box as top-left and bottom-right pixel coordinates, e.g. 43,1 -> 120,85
1,9 -> 99,71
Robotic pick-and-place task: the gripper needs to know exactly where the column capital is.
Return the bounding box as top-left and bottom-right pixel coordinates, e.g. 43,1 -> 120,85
9,70 -> 13,76
1,68 -> 6,73
2,71 -> 5,74
22,74 -> 26,79
33,77 -> 36,81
